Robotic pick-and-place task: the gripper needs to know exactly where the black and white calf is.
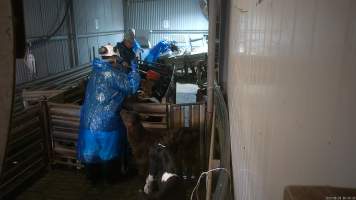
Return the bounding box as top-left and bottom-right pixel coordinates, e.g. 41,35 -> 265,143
139,143 -> 186,200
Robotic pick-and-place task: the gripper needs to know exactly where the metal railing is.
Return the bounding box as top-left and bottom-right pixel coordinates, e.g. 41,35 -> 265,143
212,84 -> 233,200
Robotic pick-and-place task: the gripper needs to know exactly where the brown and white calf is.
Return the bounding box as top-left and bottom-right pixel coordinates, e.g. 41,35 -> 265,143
140,143 -> 186,200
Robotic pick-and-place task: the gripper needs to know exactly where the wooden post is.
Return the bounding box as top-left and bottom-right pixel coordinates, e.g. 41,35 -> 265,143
200,104 -> 207,171
0,0 -> 14,177
40,98 -> 53,167
206,107 -> 216,200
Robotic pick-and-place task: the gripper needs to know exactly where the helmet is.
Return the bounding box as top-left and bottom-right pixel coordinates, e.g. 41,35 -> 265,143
98,44 -> 119,57
124,28 -> 135,43
128,28 -> 135,37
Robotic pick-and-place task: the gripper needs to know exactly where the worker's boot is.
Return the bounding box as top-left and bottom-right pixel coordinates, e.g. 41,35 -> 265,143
85,163 -> 100,186
102,160 -> 117,184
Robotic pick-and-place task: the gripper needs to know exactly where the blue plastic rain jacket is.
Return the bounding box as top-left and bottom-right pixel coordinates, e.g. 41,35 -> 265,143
77,58 -> 140,164
144,40 -> 172,64
132,39 -> 142,55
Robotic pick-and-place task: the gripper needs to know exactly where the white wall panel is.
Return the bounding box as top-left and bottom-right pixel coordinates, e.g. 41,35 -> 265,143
227,0 -> 356,199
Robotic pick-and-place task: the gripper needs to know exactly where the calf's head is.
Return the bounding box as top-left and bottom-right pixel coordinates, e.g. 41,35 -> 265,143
148,143 -> 176,177
120,109 -> 140,129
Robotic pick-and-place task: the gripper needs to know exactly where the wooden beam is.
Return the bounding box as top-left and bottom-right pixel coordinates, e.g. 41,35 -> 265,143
0,0 -> 15,176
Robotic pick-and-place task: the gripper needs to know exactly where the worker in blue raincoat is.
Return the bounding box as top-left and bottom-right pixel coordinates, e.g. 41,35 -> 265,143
77,44 -> 140,184
116,28 -> 142,68
144,40 -> 176,64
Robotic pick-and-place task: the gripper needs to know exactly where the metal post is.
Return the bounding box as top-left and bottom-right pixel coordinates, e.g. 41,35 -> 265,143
67,0 -> 79,68
219,0 -> 231,94
207,0 -> 217,163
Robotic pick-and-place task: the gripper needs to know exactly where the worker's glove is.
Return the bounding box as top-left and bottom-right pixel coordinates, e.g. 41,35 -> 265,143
130,60 -> 138,71
146,70 -> 160,81
134,48 -> 144,55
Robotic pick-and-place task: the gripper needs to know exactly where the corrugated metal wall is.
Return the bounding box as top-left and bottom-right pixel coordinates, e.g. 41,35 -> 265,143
16,0 -> 124,84
74,0 -> 124,65
16,0 -> 71,83
123,0 -> 208,46
226,0 -> 356,200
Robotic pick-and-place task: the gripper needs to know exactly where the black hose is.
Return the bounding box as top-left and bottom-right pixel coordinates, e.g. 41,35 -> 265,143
29,0 -> 71,47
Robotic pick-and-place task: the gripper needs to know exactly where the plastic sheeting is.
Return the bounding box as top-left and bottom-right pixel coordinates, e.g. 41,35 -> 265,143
144,40 -> 173,64
78,58 -> 140,163
133,39 -> 142,55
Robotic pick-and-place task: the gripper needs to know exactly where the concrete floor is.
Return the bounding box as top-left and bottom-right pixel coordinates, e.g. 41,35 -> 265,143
15,169 -> 143,200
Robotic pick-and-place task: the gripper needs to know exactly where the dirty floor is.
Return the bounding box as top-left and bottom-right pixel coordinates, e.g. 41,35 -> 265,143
14,169 -> 144,200
14,169 -> 197,200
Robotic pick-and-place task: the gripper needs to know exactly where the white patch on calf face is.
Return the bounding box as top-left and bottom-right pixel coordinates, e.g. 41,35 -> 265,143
158,143 -> 166,148
144,174 -> 154,194
161,172 -> 178,182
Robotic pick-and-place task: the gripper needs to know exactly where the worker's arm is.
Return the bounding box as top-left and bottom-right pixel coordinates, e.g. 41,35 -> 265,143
113,67 -> 141,95
127,70 -> 141,94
